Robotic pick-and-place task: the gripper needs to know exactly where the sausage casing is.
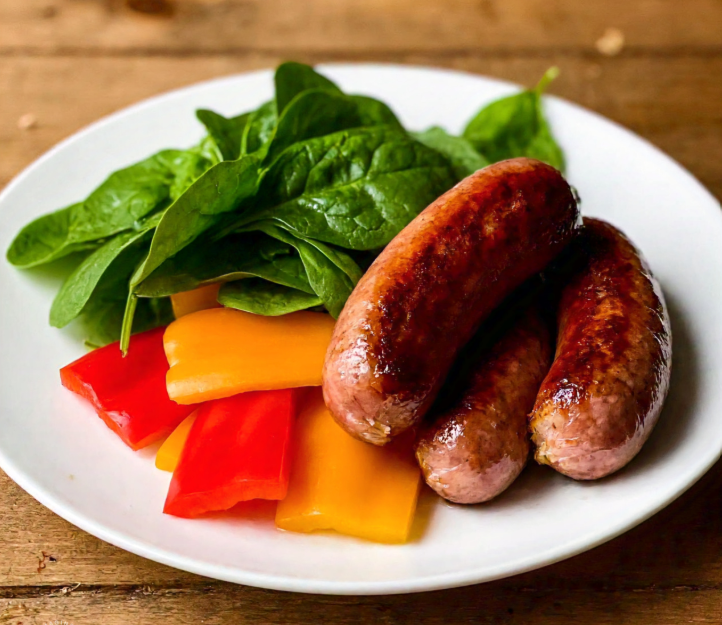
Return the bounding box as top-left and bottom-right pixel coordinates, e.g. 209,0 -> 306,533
416,307 -> 552,503
323,158 -> 580,445
529,217 -> 672,480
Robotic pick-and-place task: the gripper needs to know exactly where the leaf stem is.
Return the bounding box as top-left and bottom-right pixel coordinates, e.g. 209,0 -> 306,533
535,66 -> 560,94
119,292 -> 138,356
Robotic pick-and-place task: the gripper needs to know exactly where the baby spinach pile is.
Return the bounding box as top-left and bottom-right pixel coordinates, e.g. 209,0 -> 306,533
6,63 -> 564,352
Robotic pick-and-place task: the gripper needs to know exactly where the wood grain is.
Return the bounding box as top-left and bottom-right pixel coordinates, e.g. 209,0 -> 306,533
2,55 -> 721,201
3,584 -> 722,625
2,0 -> 722,55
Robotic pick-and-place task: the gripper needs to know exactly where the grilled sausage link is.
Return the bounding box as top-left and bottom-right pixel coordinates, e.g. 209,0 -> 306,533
323,158 -> 580,445
530,217 -> 672,480
416,307 -> 552,503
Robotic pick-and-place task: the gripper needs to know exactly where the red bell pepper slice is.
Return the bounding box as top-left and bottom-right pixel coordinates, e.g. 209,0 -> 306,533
164,389 -> 297,518
60,326 -> 197,451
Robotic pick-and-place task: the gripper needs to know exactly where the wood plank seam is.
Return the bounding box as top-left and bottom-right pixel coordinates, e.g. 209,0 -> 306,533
5,582 -> 722,600
2,46 -> 722,59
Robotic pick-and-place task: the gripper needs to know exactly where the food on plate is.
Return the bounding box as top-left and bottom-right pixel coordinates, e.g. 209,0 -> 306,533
170,284 -> 222,318
164,308 -> 335,404
8,61 -> 674,544
164,389 -> 298,518
60,326 -> 197,450
323,157 -> 580,446
276,389 -> 420,543
156,412 -> 198,472
529,218 -> 672,480
415,306 -> 552,504
6,63 -> 563,353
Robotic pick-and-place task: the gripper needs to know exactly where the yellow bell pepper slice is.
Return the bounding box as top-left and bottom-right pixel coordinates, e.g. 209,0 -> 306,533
155,412 -> 197,473
276,389 -> 421,544
164,308 -> 335,405
171,284 -> 222,319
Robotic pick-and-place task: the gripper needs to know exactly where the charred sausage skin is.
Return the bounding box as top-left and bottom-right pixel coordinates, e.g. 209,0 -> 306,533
323,158 -> 580,445
416,307 -> 552,504
530,217 -> 672,480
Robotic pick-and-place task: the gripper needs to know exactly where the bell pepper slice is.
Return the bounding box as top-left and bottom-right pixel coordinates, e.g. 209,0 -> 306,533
163,308 -> 335,405
155,412 -> 197,473
171,284 -> 221,319
164,388 -> 298,518
60,327 -> 198,451
275,389 -> 421,544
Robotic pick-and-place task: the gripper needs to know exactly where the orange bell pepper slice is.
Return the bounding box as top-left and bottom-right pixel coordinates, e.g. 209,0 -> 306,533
164,308 -> 335,405
170,284 -> 221,319
155,412 -> 197,473
275,389 -> 421,544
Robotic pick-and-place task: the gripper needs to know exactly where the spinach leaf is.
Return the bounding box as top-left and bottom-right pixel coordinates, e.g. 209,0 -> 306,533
269,223 -> 363,284
250,222 -> 355,318
263,89 -> 365,164
131,152 -> 262,287
275,62 -> 342,114
135,231 -> 314,297
164,144 -> 217,201
67,150 -> 182,242
7,146 -> 213,269
240,125 -> 456,250
351,95 -> 402,129
412,126 -> 489,179
81,245 -> 172,349
196,109 -> 249,161
218,279 -> 322,316
462,67 -> 565,171
49,214 -> 160,329
6,204 -> 98,268
121,152 -> 262,351
242,100 -> 277,156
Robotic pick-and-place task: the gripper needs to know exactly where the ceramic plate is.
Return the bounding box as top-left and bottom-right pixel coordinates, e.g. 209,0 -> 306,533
0,65 -> 720,595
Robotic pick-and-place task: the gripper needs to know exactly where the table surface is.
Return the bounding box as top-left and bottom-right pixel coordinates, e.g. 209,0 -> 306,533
2,1 -> 722,623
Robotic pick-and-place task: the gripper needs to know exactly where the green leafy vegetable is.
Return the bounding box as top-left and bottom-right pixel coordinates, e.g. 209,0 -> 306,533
275,62 -> 342,114
120,153 -> 262,350
242,100 -> 277,156
241,125 -> 457,250
7,147 -> 213,269
130,153 -> 262,288
6,204 -> 98,269
80,248 -> 172,349
7,62 -> 566,351
351,95 -> 402,129
49,214 -> 160,329
196,109 -> 249,161
412,126 -> 490,179
135,231 -> 315,297
165,145 -> 218,201
263,89 -> 365,164
250,222 -> 357,318
463,67 -> 564,171
219,279 -> 323,316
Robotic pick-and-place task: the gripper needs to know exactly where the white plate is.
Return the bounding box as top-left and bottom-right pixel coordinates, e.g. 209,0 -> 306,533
0,64 -> 721,595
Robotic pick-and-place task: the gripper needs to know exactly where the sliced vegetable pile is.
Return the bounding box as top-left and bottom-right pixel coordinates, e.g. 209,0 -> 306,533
11,63 -> 566,544
7,63 -> 562,353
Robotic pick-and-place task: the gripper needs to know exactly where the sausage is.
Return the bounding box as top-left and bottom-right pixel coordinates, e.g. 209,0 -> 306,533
416,306 -> 552,504
529,217 -> 672,480
322,158 -> 580,445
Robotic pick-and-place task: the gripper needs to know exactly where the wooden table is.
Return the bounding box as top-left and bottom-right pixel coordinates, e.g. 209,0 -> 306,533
2,1 -> 721,622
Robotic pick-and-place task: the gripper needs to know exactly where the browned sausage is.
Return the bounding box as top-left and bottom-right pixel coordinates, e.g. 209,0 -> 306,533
529,217 -> 672,480
416,306 -> 552,503
323,158 -> 580,445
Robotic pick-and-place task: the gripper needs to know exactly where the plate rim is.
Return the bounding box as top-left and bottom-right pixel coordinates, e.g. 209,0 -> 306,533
0,62 -> 720,595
